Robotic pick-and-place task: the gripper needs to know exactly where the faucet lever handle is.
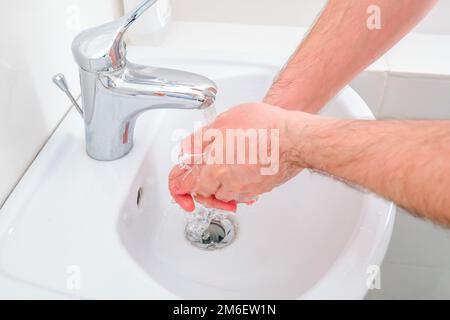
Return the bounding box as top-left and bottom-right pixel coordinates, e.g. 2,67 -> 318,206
52,73 -> 84,117
72,0 -> 158,73
124,0 -> 159,27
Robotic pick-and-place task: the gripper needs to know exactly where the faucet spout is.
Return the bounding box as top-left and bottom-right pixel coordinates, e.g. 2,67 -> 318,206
79,64 -> 217,161
103,62 -> 217,113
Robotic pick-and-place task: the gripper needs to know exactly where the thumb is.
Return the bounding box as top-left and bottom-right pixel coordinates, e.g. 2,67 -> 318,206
168,165 -> 198,212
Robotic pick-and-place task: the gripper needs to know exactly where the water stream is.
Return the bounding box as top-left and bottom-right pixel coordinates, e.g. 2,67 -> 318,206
178,105 -> 236,250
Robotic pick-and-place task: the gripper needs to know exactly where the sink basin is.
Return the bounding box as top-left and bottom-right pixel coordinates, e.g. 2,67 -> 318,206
0,46 -> 395,299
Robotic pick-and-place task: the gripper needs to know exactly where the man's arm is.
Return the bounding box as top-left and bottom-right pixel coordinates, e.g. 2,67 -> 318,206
265,0 -> 437,112
170,102 -> 450,224
290,116 -> 450,225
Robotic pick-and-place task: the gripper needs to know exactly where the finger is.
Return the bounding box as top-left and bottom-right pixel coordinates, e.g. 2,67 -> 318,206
180,126 -> 213,165
215,191 -> 257,205
214,182 -> 259,205
168,164 -> 188,182
194,195 -> 237,212
168,176 -> 195,211
170,161 -> 221,198
235,193 -> 259,204
215,186 -> 235,203
169,164 -> 222,212
192,166 -> 222,198
192,180 -> 220,198
174,194 -> 195,212
169,165 -> 199,195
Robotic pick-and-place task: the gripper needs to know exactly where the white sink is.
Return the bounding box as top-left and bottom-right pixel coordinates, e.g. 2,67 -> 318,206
0,46 -> 395,299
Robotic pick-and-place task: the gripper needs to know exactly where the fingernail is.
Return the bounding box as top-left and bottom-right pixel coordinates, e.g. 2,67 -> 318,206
226,200 -> 237,212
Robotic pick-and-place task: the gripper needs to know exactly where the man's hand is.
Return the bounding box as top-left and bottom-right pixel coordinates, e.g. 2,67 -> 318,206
168,102 -> 450,225
168,103 -> 311,212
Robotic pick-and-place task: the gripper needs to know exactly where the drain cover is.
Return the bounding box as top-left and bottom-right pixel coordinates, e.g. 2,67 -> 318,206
186,218 -> 235,250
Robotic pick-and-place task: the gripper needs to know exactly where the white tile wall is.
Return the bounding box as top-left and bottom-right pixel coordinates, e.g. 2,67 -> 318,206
384,209 -> 450,268
170,0 -> 327,27
350,71 -> 388,118
412,0 -> 450,35
123,0 -> 172,45
387,34 -> 450,76
367,208 -> 450,300
170,0 -> 450,34
0,0 -> 122,206
367,260 -> 450,300
378,75 -> 450,120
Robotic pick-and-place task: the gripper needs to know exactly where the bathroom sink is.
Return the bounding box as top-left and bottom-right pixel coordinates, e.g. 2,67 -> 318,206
0,46 -> 395,299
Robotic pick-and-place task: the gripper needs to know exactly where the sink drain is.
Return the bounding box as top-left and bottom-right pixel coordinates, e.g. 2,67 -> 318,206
186,218 -> 235,250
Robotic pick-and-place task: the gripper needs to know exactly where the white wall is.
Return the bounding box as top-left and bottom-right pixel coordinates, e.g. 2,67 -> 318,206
0,0 -> 122,206
171,0 -> 326,27
414,0 -> 450,34
171,0 -> 450,34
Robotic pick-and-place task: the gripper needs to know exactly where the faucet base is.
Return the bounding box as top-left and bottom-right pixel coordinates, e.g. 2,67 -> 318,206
83,107 -> 137,161
86,143 -> 134,161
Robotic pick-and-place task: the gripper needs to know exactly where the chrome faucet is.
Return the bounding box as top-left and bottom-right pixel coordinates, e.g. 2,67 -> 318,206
55,0 -> 217,161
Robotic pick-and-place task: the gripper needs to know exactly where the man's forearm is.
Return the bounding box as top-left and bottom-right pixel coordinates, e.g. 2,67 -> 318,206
289,116 -> 450,224
265,0 -> 437,112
